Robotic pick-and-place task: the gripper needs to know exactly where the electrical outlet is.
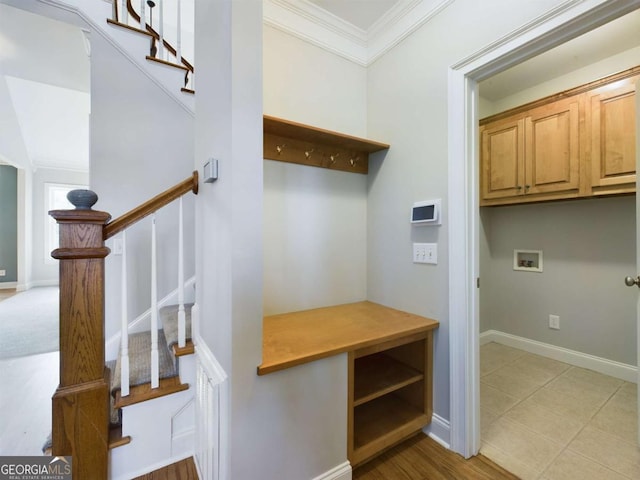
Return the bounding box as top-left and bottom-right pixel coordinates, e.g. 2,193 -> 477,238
112,238 -> 123,256
549,314 -> 560,330
0,269 -> 5,277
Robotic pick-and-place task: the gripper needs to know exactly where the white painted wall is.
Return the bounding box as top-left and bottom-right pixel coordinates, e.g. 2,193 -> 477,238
89,30 -> 195,341
17,168 -> 33,290
481,197 -> 636,365
366,0 -> 573,428
194,7 -> 356,478
0,75 -> 31,170
479,47 -> 639,365
0,75 -> 33,290
263,25 -> 367,137
482,45 -> 640,116
263,25 -> 368,315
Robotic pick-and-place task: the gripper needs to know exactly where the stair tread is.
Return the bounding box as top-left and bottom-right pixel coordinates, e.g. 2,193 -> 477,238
115,377 -> 189,408
109,425 -> 131,450
132,456 -> 199,480
146,55 -> 189,72
106,18 -> 153,38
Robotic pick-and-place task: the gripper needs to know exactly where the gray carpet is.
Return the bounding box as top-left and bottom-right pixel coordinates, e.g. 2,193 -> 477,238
0,287 -> 59,359
160,303 -> 193,349
110,329 -> 178,393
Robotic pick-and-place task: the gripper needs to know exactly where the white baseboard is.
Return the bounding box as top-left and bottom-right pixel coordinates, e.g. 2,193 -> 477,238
2,280 -> 59,291
423,413 -> 450,449
481,330 -> 637,383
311,462 -> 351,480
30,279 -> 59,288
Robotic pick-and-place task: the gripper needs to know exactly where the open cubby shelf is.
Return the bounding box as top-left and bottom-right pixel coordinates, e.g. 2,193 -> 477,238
354,353 -> 423,407
348,334 -> 433,467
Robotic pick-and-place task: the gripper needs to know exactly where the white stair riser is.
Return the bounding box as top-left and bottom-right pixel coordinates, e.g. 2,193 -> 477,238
109,387 -> 195,480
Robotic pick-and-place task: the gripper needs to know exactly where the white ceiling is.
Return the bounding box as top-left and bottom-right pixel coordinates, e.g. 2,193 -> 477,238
0,3 -> 89,172
309,0 -> 400,31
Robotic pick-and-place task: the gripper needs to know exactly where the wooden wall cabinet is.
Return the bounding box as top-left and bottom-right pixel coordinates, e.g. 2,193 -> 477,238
588,79 -> 637,196
480,116 -> 525,201
481,97 -> 581,204
348,332 -> 433,467
480,69 -> 638,206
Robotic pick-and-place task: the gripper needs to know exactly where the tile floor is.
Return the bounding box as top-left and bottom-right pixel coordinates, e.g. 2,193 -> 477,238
480,342 -> 639,480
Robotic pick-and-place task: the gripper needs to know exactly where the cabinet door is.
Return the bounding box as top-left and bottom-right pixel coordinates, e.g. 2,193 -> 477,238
480,117 -> 525,202
524,98 -> 581,196
589,78 -> 636,194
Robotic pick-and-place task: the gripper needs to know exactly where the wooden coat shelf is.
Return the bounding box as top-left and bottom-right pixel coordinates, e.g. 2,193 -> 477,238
264,115 -> 390,174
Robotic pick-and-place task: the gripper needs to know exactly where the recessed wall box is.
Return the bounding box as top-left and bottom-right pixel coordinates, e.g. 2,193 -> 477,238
203,158 -> 218,183
513,249 -> 543,272
411,199 -> 441,225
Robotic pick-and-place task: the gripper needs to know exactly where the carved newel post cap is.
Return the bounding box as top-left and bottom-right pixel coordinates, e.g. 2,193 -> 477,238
67,189 -> 98,210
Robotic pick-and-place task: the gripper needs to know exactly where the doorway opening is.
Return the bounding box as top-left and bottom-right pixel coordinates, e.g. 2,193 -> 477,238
448,0 -> 640,463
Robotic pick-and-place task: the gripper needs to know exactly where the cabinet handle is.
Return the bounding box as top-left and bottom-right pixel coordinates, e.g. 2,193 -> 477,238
516,185 -> 522,190
525,185 -> 531,190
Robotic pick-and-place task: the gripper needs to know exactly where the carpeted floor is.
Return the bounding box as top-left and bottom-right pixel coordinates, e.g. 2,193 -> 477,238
0,287 -> 59,359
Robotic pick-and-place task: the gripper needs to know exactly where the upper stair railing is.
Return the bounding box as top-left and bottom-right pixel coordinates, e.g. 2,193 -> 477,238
50,171 -> 198,479
104,171 -> 198,394
111,0 -> 195,91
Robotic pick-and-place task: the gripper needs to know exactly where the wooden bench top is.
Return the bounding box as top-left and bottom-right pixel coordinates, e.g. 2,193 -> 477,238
258,301 -> 439,375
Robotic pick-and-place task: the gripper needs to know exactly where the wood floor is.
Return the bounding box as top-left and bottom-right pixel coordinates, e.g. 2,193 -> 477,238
132,457 -> 199,479
353,434 -> 519,480
132,435 -> 515,480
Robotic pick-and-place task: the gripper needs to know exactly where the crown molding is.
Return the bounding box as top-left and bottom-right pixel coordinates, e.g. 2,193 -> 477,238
264,0 -> 454,66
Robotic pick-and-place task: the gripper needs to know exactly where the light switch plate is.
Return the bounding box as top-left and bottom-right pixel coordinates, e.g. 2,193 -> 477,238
413,243 -> 437,264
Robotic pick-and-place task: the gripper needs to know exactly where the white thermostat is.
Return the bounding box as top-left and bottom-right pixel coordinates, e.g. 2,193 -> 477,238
411,199 -> 441,225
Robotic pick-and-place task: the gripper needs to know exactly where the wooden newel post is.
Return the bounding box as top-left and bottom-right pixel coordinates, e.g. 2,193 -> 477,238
49,190 -> 111,480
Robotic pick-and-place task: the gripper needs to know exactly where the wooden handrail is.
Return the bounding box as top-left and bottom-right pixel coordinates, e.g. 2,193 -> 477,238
104,170 -> 198,240
126,0 -> 194,73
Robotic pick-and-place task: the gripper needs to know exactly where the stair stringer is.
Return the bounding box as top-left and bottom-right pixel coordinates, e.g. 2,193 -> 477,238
14,0 -> 194,115
109,356 -> 196,480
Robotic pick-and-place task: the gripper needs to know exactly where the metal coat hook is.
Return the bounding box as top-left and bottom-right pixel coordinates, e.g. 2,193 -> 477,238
305,149 -> 315,159
329,153 -> 340,164
350,156 -> 359,167
276,144 -> 286,154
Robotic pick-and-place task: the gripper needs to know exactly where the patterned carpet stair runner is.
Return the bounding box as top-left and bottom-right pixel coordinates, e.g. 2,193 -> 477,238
109,304 -> 193,420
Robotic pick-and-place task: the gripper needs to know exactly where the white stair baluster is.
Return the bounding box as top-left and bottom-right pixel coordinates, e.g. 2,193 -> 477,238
151,214 -> 160,389
176,0 -> 182,63
178,196 -> 186,348
120,231 -> 130,397
139,0 -> 146,30
121,0 -> 128,24
158,0 -> 165,59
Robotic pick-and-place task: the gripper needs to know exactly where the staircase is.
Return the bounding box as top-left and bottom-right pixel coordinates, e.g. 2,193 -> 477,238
109,305 -> 197,480
49,172 -> 200,479
106,0 -> 195,101
37,1 -> 205,477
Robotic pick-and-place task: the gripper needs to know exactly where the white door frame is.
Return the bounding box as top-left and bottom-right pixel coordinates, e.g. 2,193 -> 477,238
447,0 -> 640,458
